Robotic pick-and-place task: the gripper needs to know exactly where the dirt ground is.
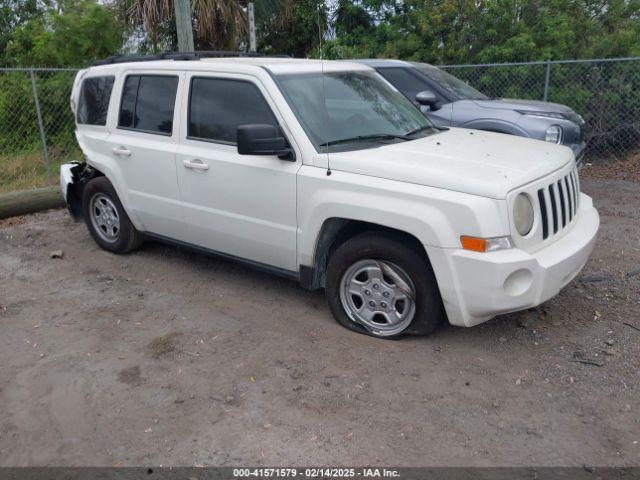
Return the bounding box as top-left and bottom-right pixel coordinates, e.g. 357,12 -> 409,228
0,168 -> 639,467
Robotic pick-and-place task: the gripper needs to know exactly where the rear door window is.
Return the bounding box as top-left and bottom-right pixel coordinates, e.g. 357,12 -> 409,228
77,76 -> 115,125
188,77 -> 278,144
118,74 -> 179,135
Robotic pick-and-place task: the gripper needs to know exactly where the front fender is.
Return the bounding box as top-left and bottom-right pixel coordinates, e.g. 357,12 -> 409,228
297,167 -> 510,268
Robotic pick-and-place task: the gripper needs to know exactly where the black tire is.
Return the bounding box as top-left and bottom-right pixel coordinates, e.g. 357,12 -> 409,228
82,176 -> 142,254
325,232 -> 445,338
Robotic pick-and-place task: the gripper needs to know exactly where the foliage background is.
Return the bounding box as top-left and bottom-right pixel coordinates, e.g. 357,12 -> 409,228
0,0 -> 639,191
323,0 -> 640,63
3,1 -> 638,70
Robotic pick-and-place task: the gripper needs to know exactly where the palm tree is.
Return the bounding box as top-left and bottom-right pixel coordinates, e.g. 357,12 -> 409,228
121,0 -> 292,51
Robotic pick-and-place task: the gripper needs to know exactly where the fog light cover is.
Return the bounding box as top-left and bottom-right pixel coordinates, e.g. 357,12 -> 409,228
513,193 -> 534,236
503,268 -> 533,296
545,125 -> 562,143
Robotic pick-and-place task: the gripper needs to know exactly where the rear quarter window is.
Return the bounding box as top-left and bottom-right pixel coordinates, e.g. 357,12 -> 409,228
77,76 -> 115,126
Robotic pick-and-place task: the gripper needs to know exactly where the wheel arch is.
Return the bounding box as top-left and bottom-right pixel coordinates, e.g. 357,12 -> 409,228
300,218 -> 430,290
77,160 -> 145,231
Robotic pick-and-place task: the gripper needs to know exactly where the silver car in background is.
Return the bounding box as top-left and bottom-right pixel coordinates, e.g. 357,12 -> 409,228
357,59 -> 586,165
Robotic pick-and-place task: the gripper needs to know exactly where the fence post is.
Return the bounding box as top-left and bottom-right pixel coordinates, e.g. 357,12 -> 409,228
29,69 -> 52,180
543,60 -> 551,102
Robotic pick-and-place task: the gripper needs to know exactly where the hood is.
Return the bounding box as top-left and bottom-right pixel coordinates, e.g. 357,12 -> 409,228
473,98 -> 575,113
473,98 -> 583,124
326,128 -> 574,199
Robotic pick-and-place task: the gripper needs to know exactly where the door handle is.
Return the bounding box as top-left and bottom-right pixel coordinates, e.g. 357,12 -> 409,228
182,159 -> 209,171
112,146 -> 131,157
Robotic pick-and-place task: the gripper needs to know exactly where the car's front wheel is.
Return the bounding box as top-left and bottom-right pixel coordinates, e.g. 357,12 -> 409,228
82,176 -> 142,254
325,232 -> 445,338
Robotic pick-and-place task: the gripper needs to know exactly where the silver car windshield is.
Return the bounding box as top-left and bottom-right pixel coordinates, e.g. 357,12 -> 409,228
276,70 -> 436,153
413,63 -> 488,101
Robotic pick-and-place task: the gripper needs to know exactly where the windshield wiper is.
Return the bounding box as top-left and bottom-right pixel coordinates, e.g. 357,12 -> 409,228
404,125 -> 434,136
320,133 -> 411,147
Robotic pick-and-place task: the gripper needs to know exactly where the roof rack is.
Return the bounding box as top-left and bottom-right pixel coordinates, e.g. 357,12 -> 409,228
92,51 -> 289,66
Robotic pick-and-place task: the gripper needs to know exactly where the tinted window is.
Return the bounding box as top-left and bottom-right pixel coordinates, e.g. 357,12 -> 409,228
118,75 -> 178,134
118,75 -> 139,128
412,63 -> 487,100
377,68 -> 430,104
77,76 -> 115,125
188,78 -> 278,143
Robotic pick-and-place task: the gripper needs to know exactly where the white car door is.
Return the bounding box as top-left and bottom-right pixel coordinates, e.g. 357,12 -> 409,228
176,72 -> 299,272
105,70 -> 185,240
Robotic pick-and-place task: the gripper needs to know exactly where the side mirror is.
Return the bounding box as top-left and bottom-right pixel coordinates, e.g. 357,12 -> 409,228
237,124 -> 294,160
415,90 -> 438,110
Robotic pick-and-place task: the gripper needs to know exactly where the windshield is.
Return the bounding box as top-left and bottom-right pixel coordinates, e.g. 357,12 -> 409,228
276,70 -> 436,152
412,63 -> 488,100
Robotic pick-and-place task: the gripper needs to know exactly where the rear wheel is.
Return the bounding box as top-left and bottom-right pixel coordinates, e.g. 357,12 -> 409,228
325,232 -> 446,338
82,176 -> 142,254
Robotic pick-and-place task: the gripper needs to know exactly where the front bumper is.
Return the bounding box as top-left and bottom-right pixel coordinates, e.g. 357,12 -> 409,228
426,193 -> 599,327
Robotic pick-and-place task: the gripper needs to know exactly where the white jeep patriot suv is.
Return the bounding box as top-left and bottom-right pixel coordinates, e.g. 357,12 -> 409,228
61,54 -> 600,338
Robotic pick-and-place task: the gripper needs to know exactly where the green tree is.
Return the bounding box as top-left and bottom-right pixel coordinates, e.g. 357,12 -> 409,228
3,0 -> 125,67
323,0 -> 640,63
0,0 -> 42,59
117,0 -> 299,52
258,0 -> 328,57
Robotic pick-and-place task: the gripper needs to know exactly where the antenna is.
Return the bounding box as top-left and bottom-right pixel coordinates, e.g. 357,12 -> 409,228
317,4 -> 331,176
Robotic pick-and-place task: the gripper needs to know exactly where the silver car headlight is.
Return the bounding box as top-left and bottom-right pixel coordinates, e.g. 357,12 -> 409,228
545,125 -> 562,143
513,193 -> 534,236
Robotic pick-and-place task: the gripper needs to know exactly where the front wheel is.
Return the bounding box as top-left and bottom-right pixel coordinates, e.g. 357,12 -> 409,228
325,233 -> 445,338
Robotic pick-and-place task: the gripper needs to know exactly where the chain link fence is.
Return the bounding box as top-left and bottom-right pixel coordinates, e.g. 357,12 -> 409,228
440,57 -> 640,160
1,58 -> 639,194
0,68 -> 79,193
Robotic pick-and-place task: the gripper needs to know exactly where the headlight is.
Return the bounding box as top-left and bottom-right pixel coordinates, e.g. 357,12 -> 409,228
513,193 -> 534,236
545,125 -> 562,143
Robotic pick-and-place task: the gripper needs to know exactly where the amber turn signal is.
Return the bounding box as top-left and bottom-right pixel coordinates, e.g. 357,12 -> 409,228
460,235 -> 513,253
460,236 -> 487,252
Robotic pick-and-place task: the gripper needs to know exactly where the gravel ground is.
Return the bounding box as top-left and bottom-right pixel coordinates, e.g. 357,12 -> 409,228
0,175 -> 639,467
581,150 -> 640,183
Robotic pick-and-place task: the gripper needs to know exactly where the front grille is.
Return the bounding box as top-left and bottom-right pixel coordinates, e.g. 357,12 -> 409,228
537,167 -> 580,240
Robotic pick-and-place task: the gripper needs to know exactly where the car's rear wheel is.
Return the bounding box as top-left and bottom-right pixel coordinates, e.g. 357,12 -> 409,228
325,232 -> 445,338
82,176 -> 142,254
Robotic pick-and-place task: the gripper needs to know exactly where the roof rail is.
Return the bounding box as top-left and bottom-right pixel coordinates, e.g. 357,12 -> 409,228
92,51 -> 289,66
